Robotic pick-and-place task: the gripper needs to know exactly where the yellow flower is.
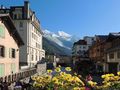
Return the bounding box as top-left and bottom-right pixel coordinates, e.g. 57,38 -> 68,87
47,70 -> 52,73
79,87 -> 85,90
55,67 -> 61,72
58,65 -> 61,67
117,71 -> 120,75
60,72 -> 66,76
45,75 -> 51,80
106,82 -> 111,86
52,77 -> 58,82
73,87 -> 81,90
74,72 -> 77,75
65,67 -> 71,71
101,75 -> 106,78
88,81 -> 97,87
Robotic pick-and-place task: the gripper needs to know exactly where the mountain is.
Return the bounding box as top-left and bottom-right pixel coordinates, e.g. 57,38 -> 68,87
43,30 -> 79,56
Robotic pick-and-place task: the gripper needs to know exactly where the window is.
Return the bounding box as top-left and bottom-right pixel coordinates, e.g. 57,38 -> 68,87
14,14 -> 17,19
11,48 -> 15,58
117,52 -> 120,58
97,49 -> 99,52
83,46 -> 86,49
9,48 -> 15,58
109,53 -> 114,59
19,22 -> 23,28
31,55 -> 33,61
0,46 -> 4,57
18,14 -> 22,19
36,55 -> 37,61
31,49 -> 34,61
0,25 -> 5,38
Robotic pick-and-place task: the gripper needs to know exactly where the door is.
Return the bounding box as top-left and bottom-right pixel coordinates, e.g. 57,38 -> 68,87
108,63 -> 118,73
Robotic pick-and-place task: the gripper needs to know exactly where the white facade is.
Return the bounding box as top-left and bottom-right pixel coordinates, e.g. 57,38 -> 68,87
106,51 -> 120,72
8,1 -> 45,68
72,44 -> 88,56
84,36 -> 94,46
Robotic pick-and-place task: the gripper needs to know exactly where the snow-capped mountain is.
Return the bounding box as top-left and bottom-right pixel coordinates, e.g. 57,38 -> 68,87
43,30 -> 79,55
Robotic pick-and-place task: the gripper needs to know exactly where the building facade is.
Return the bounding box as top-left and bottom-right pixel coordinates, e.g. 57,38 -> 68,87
0,1 -> 45,68
84,36 -> 95,47
0,14 -> 24,76
72,40 -> 89,65
89,35 -> 108,72
105,33 -> 120,73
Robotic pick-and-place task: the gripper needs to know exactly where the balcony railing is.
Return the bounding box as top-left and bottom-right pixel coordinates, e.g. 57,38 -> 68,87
0,68 -> 37,83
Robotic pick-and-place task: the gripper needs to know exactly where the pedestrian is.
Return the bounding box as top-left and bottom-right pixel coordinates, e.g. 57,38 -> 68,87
86,74 -> 93,81
3,80 -> 9,90
85,74 -> 93,90
14,79 -> 22,90
0,80 -> 3,90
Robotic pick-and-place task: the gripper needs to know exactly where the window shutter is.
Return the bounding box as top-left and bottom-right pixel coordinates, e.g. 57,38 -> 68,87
9,48 -> 11,58
4,47 -> 7,57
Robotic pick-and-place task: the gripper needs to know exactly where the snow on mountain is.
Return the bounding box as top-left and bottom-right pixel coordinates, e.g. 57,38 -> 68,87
43,30 -> 79,50
43,29 -> 52,35
58,31 -> 72,40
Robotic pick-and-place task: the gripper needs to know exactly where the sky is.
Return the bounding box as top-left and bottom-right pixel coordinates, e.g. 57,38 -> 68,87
0,0 -> 120,38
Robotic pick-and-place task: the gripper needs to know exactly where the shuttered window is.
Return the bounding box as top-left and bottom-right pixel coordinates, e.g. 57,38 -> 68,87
109,53 -> 114,59
0,46 -> 5,57
11,49 -> 15,58
9,48 -> 16,58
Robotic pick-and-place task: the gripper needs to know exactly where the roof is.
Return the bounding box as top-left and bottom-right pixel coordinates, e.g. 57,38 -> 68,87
0,14 -> 24,46
106,32 -> 120,42
110,32 -> 120,36
74,40 -> 87,45
95,35 -> 108,41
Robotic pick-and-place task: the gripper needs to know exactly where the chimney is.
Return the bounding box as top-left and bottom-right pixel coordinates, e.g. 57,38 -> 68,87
24,1 -> 30,19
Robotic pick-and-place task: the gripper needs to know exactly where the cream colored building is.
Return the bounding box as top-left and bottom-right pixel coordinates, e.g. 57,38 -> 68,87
0,14 -> 24,77
0,1 -> 45,68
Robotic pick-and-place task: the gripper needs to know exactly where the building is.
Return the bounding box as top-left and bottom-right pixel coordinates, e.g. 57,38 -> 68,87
72,40 -> 89,65
0,14 -> 24,77
59,55 -> 71,64
105,33 -> 120,73
72,36 -> 95,63
0,1 -> 45,68
84,36 -> 95,47
89,35 -> 108,72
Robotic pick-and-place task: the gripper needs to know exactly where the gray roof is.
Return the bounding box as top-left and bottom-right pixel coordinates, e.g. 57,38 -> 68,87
96,35 -> 108,41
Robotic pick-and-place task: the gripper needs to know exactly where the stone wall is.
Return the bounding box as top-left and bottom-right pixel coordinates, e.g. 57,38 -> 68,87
37,63 -> 47,75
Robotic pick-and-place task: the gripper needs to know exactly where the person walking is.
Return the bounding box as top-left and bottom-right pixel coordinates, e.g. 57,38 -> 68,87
85,74 -> 93,90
